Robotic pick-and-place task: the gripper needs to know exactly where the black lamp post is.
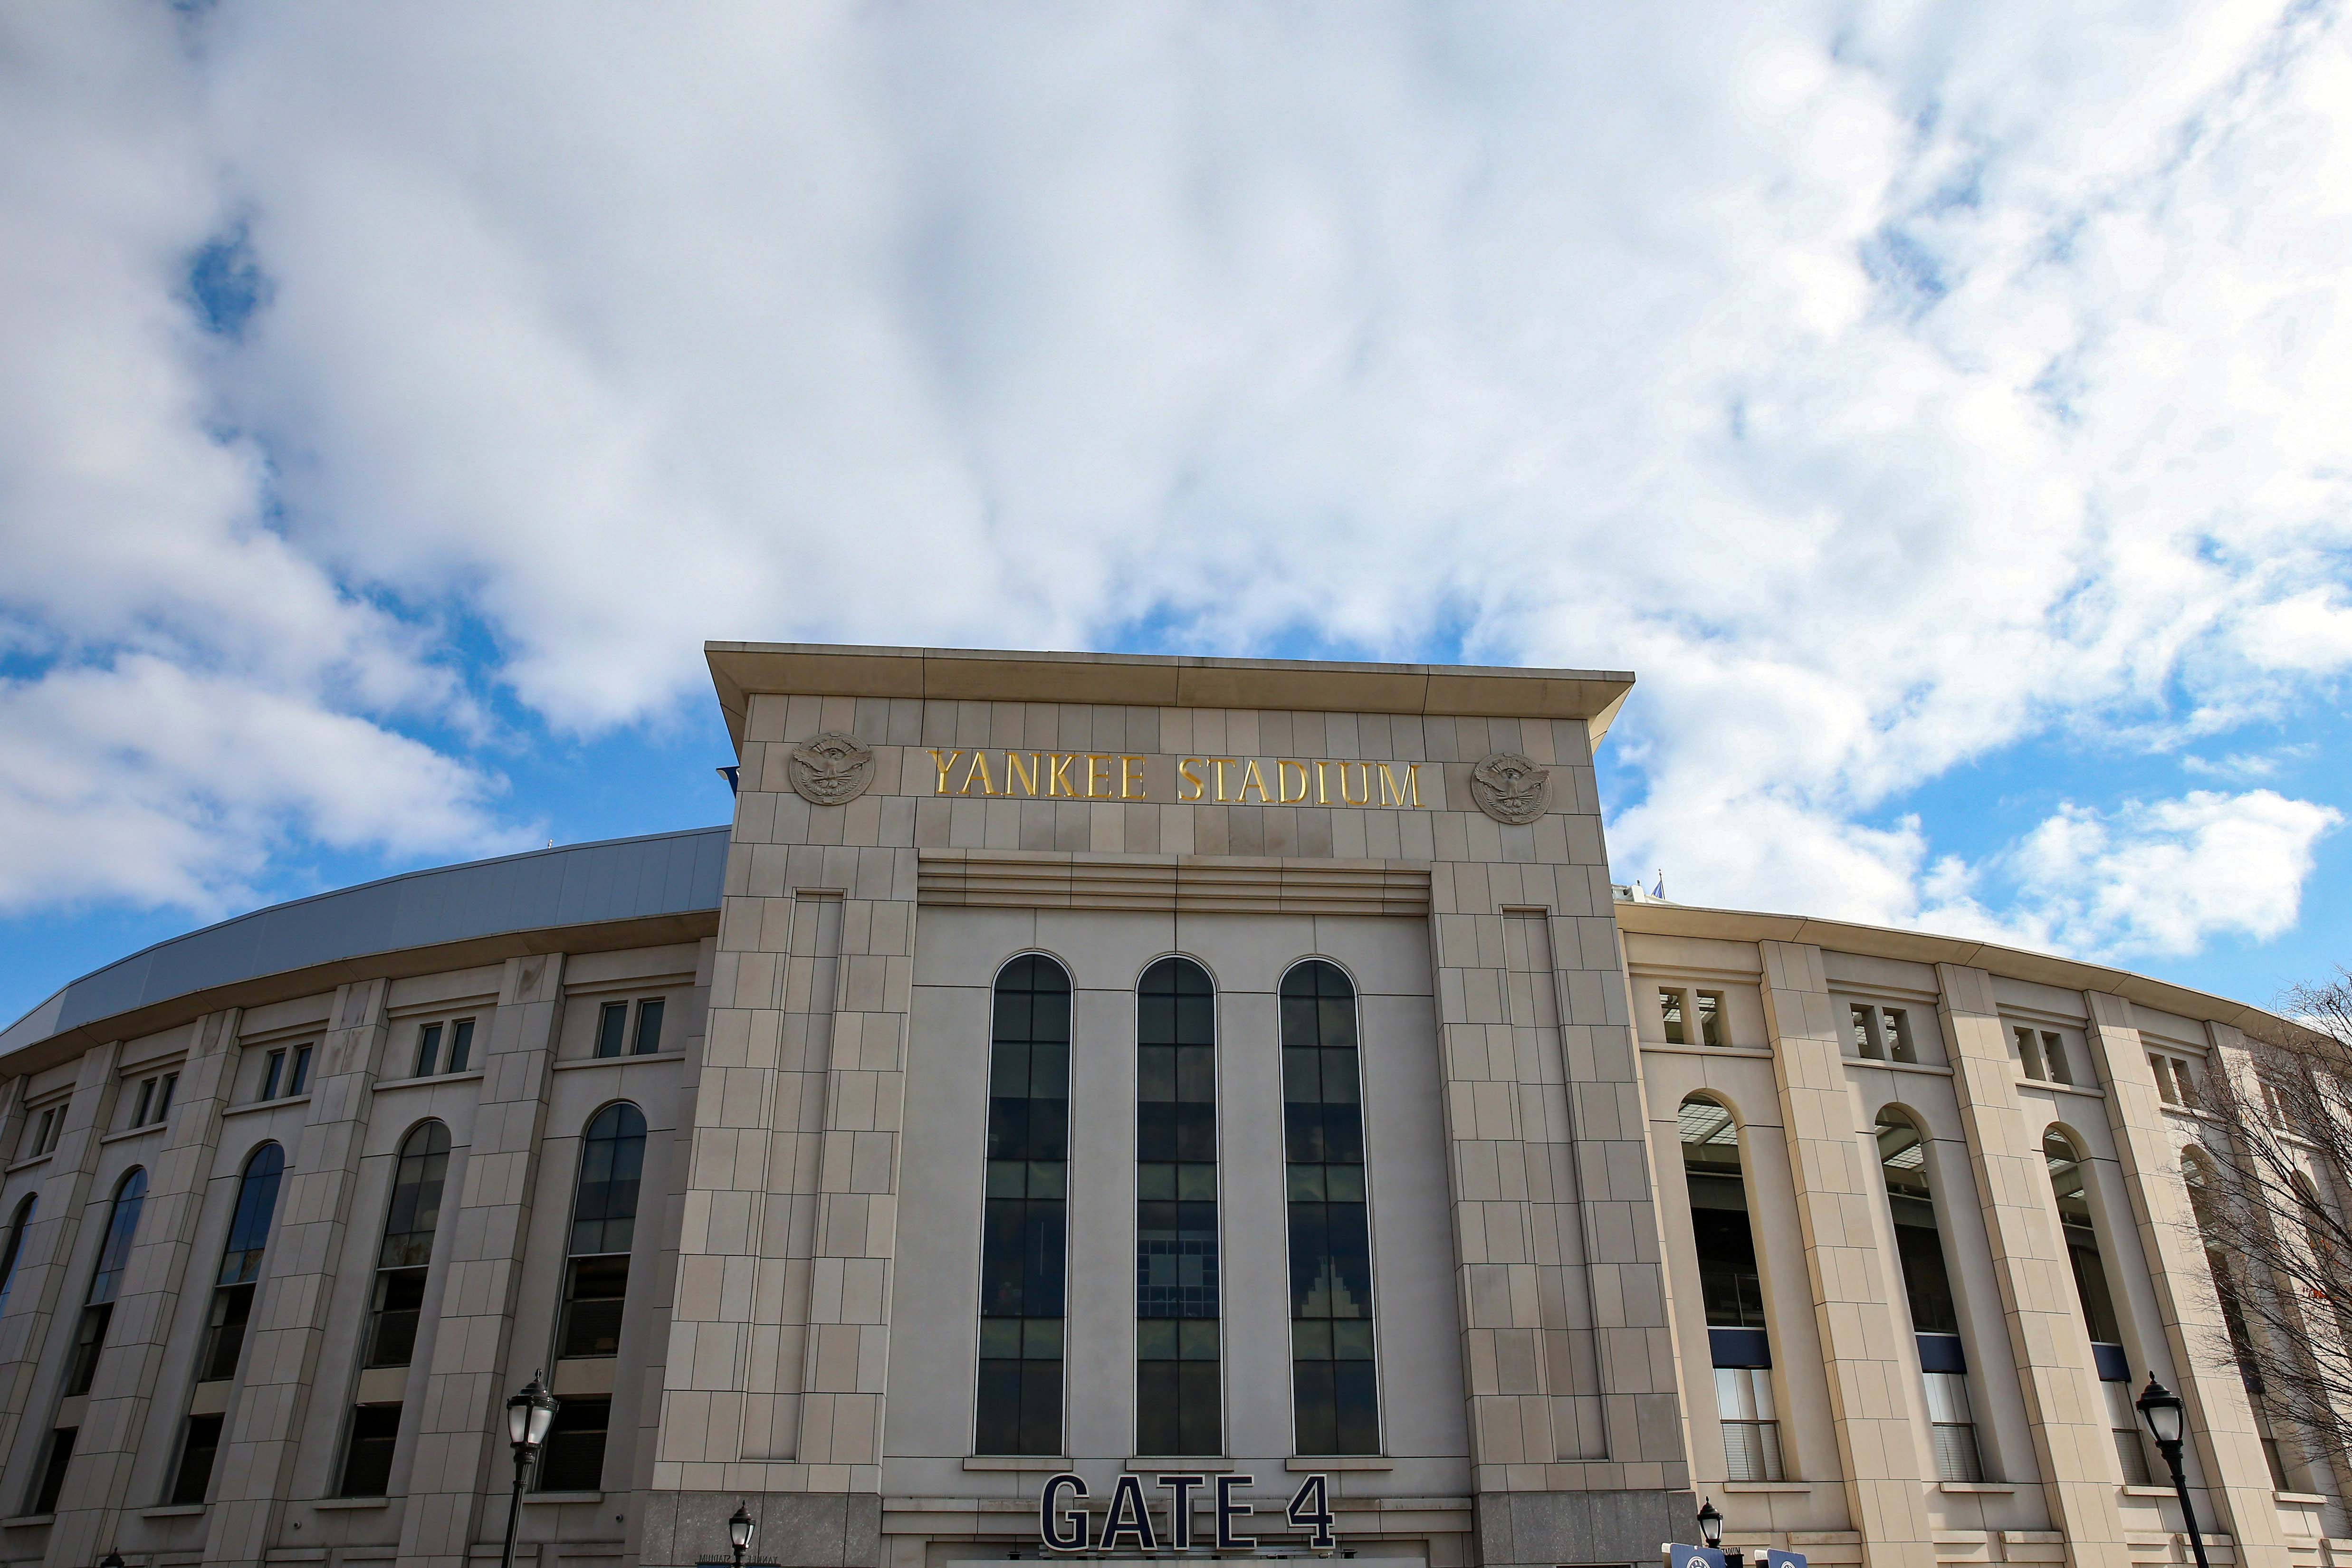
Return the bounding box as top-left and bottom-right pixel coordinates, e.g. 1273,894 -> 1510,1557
1695,1499 -> 1742,1568
98,1553 -> 125,1568
499,1372 -> 560,1568
2136,1374 -> 2211,1568
730,1501 -> 756,1568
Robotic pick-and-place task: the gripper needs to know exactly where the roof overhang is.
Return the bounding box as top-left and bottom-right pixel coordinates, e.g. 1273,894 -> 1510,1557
706,641 -> 1636,755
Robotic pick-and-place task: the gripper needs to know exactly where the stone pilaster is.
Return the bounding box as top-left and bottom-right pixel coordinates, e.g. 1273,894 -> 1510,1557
46,1010 -> 237,1567
394,954 -> 564,1568
202,978 -> 390,1567
2078,994 -> 2282,1563
1755,943 -> 1934,1568
1936,964 -> 2129,1568
0,1040 -> 122,1498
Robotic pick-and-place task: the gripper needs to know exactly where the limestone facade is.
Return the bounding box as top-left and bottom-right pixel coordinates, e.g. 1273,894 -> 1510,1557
0,644 -> 2337,1568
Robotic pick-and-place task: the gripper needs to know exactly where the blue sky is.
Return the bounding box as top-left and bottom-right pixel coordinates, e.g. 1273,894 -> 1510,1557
3,2 -> 2349,1027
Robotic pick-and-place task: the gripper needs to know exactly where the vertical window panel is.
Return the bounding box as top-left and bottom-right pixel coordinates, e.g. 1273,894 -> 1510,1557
1681,1098 -> 1783,1481
1137,956 -> 1220,1456
556,1103 -> 645,1370
65,1167 -> 146,1396
0,1195 -> 35,1315
1875,1112 -> 1982,1482
1283,960 -> 1377,1456
199,1143 -> 285,1385
364,1122 -> 449,1370
976,955 -> 1071,1455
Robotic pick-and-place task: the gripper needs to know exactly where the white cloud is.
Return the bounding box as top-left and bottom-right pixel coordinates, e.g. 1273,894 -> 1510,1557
1920,789 -> 2342,959
0,1 -> 2348,964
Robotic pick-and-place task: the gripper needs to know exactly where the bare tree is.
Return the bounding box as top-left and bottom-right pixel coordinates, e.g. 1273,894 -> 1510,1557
2185,968 -> 2352,1467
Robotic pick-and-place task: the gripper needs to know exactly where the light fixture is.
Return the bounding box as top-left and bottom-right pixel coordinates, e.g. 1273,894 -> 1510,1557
730,1501 -> 756,1567
2136,1375 -> 2185,1449
507,1372 -> 559,1452
99,1553 -> 126,1568
1696,1499 -> 1723,1550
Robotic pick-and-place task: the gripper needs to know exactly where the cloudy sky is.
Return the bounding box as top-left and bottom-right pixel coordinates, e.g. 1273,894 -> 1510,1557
4,0 -> 2349,1023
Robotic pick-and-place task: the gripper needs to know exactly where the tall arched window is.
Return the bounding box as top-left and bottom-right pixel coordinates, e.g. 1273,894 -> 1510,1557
1875,1110 -> 1980,1481
2184,1152 -> 2292,1490
65,1167 -> 147,1396
2288,1173 -> 2352,1351
1282,959 -> 1377,1455
172,1144 -> 285,1505
0,1195 -> 36,1316
538,1103 -> 646,1492
340,1121 -> 449,1497
976,955 -> 1071,1455
1137,957 -> 1220,1456
1681,1097 -> 1780,1480
2045,1128 -> 2149,1483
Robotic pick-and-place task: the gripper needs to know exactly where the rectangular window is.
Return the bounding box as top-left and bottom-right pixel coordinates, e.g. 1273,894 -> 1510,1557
153,1073 -> 176,1123
1696,990 -> 1726,1047
29,1427 -> 75,1515
2103,1377 -> 2151,1485
1883,1008 -> 1917,1063
44,1104 -> 65,1154
976,956 -> 1071,1456
65,1303 -> 112,1396
1659,988 -> 1688,1044
534,1396 -> 610,1492
200,1281 -> 257,1383
337,1404 -> 401,1498
287,1044 -> 312,1097
1851,1003 -> 1884,1059
2041,1031 -> 2072,1086
29,1108 -> 55,1158
557,1254 -> 631,1358
1283,962 -> 1377,1456
631,997 -> 665,1055
1922,1371 -> 1982,1482
365,1268 -> 429,1367
2012,1026 -> 2046,1080
261,1051 -> 285,1101
169,1413 -> 223,1506
1136,957 -> 1220,1456
594,1002 -> 628,1059
415,1023 -> 443,1078
1714,1367 -> 1783,1482
131,1079 -> 155,1128
446,1018 -> 474,1073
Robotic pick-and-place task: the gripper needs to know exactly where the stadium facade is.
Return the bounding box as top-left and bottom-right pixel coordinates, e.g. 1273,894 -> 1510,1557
0,642 -> 2341,1568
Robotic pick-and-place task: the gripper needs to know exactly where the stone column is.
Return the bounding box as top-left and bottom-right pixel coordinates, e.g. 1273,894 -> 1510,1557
1426,718 -> 1689,1568
0,1040 -> 122,1495
203,977 -> 391,1567
46,1010 -> 238,1567
1755,943 -> 1935,1567
2077,994 -> 2282,1562
1936,964 -> 2129,1568
394,953 -> 564,1568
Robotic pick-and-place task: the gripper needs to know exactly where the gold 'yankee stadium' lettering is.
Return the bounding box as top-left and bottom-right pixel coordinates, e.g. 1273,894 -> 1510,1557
927,750 -> 1424,806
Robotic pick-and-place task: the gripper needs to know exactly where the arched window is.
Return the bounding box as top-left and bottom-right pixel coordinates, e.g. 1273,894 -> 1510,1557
172,1144 -> 285,1506
65,1167 -> 147,1396
1875,1111 -> 1980,1481
975,955 -> 1071,1455
537,1103 -> 647,1493
2045,1128 -> 2149,1483
1137,957 -> 1220,1456
2184,1152 -> 2292,1490
2288,1173 -> 2352,1350
1681,1097 -> 1780,1480
1282,959 -> 1377,1455
340,1121 -> 449,1497
0,1195 -> 36,1316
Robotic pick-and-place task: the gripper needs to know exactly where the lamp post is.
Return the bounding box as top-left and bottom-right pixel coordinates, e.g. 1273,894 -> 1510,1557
730,1501 -> 756,1567
2136,1374 -> 2211,1568
499,1371 -> 560,1568
98,1553 -> 124,1568
1695,1499 -> 1742,1568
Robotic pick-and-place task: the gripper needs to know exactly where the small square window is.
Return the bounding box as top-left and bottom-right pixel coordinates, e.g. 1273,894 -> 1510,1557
415,1023 -> 443,1078
447,1018 -> 474,1074
1696,991 -> 1726,1048
595,1002 -> 628,1059
1659,989 -> 1688,1045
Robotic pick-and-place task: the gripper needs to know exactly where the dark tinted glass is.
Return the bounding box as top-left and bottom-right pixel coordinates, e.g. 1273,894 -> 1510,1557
2046,1131 -> 2124,1344
379,1123 -> 449,1269
1282,961 -> 1377,1453
200,1281 -> 257,1382
976,955 -> 1072,1454
365,1267 -> 428,1368
1137,957 -> 1220,1454
633,998 -> 665,1054
1683,1101 -> 1766,1329
169,1413 -> 223,1505
595,1002 -> 627,1058
0,1195 -> 36,1313
219,1144 -> 285,1287
534,1396 -> 609,1492
30,1428 -> 75,1515
337,1405 -> 400,1497
414,1023 -> 443,1077
447,1018 -> 474,1073
570,1104 -> 646,1256
559,1254 -> 632,1358
1876,1116 -> 1960,1335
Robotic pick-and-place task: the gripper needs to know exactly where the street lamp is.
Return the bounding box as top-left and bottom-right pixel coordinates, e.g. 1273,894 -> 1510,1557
499,1371 -> 561,1568
98,1553 -> 124,1568
2136,1374 -> 2211,1568
1694,1499 -> 1743,1568
730,1501 -> 756,1567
